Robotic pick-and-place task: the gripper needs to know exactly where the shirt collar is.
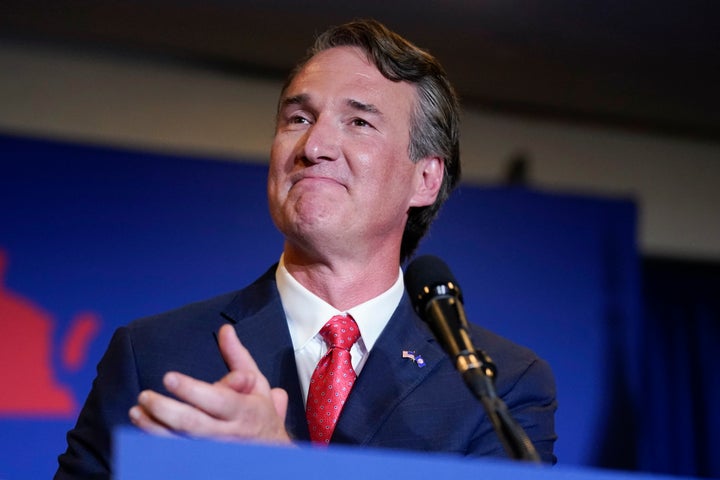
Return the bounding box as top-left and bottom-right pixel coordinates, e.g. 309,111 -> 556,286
275,254 -> 404,353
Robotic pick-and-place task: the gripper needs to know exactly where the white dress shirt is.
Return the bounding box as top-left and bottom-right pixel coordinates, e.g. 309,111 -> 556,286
275,255 -> 404,406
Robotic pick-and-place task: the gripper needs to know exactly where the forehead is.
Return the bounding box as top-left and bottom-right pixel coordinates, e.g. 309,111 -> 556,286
283,46 -> 417,114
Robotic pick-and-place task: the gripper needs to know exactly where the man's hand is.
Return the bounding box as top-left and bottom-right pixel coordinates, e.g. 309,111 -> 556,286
129,324 -> 292,445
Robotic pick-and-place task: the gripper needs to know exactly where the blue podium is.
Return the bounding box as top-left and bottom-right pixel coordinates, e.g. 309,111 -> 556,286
115,429 -> 696,480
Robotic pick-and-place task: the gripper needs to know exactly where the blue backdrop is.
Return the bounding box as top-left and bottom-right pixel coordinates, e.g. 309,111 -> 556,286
0,133 -> 641,478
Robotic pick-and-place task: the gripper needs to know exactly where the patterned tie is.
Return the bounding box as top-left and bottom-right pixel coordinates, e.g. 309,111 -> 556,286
306,314 -> 361,444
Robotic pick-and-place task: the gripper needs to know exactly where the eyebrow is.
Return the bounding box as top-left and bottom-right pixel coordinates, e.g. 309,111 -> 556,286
347,99 -> 382,116
279,93 -> 309,111
278,94 -> 382,117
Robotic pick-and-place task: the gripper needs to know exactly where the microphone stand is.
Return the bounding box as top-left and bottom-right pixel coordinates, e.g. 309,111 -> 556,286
406,257 -> 542,463
458,350 -> 541,462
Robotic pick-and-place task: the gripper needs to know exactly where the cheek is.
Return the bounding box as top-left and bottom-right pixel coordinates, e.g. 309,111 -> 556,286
270,130 -> 298,164
267,157 -> 291,217
268,140 -> 294,189
364,146 -> 414,185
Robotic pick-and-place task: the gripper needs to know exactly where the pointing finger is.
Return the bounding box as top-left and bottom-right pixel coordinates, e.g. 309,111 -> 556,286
162,371 -> 240,420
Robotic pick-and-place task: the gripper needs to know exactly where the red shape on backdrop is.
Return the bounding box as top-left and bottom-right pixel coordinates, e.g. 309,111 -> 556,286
62,312 -> 101,372
0,249 -> 100,417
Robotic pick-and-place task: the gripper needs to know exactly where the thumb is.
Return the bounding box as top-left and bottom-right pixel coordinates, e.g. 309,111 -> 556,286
217,324 -> 261,373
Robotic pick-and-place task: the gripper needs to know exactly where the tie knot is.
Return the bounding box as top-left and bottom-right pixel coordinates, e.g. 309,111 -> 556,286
319,315 -> 360,350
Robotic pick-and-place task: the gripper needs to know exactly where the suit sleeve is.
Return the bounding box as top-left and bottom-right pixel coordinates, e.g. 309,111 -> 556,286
467,354 -> 558,464
54,327 -> 141,480
506,356 -> 558,464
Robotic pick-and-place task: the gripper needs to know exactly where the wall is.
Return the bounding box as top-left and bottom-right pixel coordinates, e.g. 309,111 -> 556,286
1,40 -> 719,259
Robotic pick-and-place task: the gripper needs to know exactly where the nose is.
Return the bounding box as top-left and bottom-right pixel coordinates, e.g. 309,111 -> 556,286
300,117 -> 340,164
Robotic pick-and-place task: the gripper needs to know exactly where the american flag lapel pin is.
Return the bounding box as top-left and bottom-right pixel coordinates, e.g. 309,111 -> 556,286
402,350 -> 426,368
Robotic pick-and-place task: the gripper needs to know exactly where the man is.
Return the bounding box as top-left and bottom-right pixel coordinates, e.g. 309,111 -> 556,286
56,19 -> 557,479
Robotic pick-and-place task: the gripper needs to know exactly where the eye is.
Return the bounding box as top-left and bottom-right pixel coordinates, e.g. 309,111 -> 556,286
351,118 -> 371,128
290,114 -> 311,125
280,112 -> 313,129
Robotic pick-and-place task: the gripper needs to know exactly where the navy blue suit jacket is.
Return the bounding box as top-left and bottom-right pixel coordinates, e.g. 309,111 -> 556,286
56,266 -> 557,479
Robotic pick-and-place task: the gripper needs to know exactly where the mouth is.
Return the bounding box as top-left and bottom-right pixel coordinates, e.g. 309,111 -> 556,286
290,172 -> 345,189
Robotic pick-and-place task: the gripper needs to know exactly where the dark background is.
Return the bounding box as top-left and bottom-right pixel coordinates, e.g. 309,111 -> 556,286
2,0 -> 719,140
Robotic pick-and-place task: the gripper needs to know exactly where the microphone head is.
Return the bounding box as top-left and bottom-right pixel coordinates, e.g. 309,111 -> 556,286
404,255 -> 462,314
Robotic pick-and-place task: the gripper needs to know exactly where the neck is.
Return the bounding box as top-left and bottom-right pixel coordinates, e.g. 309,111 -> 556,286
282,243 -> 401,311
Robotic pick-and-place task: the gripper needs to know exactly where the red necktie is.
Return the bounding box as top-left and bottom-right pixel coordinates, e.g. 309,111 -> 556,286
306,314 -> 360,444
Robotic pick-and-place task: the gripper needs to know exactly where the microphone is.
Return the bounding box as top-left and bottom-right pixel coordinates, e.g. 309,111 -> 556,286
404,254 -> 496,379
404,254 -> 540,462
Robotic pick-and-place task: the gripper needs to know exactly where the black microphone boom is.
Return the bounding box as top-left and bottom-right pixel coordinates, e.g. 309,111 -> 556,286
405,255 -> 540,462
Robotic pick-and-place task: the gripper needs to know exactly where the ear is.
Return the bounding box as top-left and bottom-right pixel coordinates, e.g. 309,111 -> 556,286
409,156 -> 444,208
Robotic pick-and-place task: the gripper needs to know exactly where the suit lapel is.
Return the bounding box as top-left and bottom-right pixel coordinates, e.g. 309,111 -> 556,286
215,268 -> 447,446
219,266 -> 310,441
332,294 -> 446,445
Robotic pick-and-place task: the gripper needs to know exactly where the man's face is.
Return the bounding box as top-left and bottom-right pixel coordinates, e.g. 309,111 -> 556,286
268,46 -> 440,260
